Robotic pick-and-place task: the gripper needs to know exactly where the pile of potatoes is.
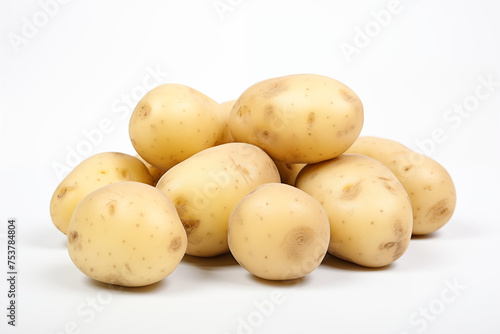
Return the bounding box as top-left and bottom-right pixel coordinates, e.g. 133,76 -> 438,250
50,74 -> 456,287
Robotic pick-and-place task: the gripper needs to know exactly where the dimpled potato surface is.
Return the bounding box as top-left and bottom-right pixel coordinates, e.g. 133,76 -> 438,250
296,154 -> 413,267
228,74 -> 363,164
228,183 -> 330,280
346,136 -> 456,235
67,181 -> 187,287
50,152 -> 153,235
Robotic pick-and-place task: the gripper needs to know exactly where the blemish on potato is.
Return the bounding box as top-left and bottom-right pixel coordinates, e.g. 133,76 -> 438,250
307,112 -> 315,127
181,218 -> 200,236
68,231 -> 79,244
138,103 -> 151,118
106,200 -> 117,215
339,88 -> 356,102
169,236 -> 182,252
379,242 -> 396,250
282,226 -> 314,260
340,181 -> 362,200
426,199 -> 450,223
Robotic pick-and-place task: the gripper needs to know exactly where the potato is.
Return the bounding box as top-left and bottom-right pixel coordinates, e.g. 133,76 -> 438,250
50,152 -> 153,235
67,181 -> 186,287
135,154 -> 166,186
215,99 -> 236,145
228,74 -> 364,164
156,142 -> 280,257
345,136 -> 456,235
295,154 -> 413,267
228,183 -> 330,280
272,159 -> 306,186
129,84 -> 223,171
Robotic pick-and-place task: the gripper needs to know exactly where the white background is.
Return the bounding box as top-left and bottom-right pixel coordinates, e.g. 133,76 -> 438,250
1,0 -> 500,333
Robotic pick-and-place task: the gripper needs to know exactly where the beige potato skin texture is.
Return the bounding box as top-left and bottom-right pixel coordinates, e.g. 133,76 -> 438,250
295,154 -> 413,267
346,136 -> 456,235
67,181 -> 187,287
129,84 -> 223,171
228,183 -> 330,280
50,152 -> 153,235
228,74 -> 364,164
156,143 -> 281,257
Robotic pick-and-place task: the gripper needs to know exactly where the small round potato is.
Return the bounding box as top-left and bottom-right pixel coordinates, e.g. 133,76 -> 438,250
50,152 -> 153,235
346,136 -> 457,235
129,84 -> 223,171
67,181 -> 187,287
228,183 -> 330,280
228,74 -> 364,164
296,154 -> 413,268
156,143 -> 281,257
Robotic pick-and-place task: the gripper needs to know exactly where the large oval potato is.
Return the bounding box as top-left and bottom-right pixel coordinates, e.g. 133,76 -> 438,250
129,84 -> 223,171
228,74 -> 364,164
156,142 -> 281,257
228,183 -> 330,280
296,154 -> 413,267
346,136 -> 456,235
50,152 -> 153,235
67,181 -> 187,287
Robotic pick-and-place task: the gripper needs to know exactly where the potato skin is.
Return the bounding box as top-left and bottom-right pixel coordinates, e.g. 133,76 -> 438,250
67,181 -> 187,287
156,143 -> 281,257
295,154 -> 413,267
129,84 -> 223,171
50,152 -> 153,235
346,136 -> 456,235
228,183 -> 330,280
228,74 -> 363,164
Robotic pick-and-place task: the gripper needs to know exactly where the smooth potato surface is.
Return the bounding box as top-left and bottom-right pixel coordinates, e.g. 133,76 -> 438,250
129,84 -> 223,171
67,181 -> 187,287
228,74 -> 363,164
228,183 -> 330,280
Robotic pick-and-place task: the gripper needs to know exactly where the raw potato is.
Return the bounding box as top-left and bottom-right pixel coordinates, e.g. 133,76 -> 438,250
129,84 -> 223,171
228,74 -> 364,164
272,159 -> 306,186
346,136 -> 456,235
228,183 -> 330,280
50,152 -> 153,235
67,181 -> 187,287
215,99 -> 236,145
156,142 -> 281,257
295,154 -> 413,267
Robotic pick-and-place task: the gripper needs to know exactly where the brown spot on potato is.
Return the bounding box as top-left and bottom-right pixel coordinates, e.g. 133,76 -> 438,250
169,236 -> 182,252
339,88 -> 356,102
106,200 -> 117,215
181,219 -> 200,237
426,199 -> 450,223
68,231 -> 78,244
261,81 -> 287,97
125,264 -> 132,274
282,226 -> 314,260
340,181 -> 362,200
383,182 -> 398,195
137,103 -> 151,118
307,112 -> 315,127
379,242 -> 396,250
264,105 -> 274,118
